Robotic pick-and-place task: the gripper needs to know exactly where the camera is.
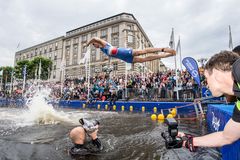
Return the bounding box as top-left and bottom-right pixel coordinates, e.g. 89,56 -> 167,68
161,118 -> 183,149
79,118 -> 100,134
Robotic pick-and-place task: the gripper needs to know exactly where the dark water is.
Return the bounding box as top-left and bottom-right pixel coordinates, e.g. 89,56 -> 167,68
0,107 -> 220,160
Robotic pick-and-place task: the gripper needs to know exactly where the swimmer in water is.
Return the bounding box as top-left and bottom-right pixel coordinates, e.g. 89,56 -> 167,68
69,118 -> 103,156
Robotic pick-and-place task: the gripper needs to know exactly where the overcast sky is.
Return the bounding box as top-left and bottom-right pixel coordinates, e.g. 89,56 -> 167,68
1,0 -> 240,69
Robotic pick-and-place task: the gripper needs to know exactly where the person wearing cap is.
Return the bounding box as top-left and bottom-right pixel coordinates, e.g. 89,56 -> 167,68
178,50 -> 240,152
86,37 -> 176,63
69,118 -> 103,156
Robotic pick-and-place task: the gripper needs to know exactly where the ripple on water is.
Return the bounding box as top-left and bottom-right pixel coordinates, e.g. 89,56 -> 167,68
0,108 -> 221,160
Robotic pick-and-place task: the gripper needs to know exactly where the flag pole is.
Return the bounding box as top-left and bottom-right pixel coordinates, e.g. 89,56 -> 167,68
229,25 -> 233,50
38,59 -> 42,80
177,36 -> 183,71
87,49 -> 91,100
0,70 -> 3,91
0,75 -> 2,92
169,28 -> 179,100
60,65 -> 64,96
10,70 -> 13,94
60,69 -> 64,96
34,66 -> 38,81
60,51 -> 66,96
22,65 -> 26,95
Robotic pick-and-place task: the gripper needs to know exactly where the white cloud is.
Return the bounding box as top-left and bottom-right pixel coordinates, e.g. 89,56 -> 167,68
0,0 -> 240,69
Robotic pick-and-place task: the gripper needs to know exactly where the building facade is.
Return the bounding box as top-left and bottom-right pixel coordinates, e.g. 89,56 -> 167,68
15,13 -> 166,82
15,36 -> 64,81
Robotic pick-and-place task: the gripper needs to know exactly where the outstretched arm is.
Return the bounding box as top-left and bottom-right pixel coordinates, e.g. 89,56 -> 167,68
162,48 -> 176,56
194,119 -> 240,147
180,118 -> 240,148
87,37 -> 107,47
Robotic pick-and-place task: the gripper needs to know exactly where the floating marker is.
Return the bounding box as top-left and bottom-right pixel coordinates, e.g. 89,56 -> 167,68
113,105 -> 116,111
158,114 -> 165,120
153,107 -> 157,113
97,104 -> 101,110
151,114 -> 157,121
130,106 -> 133,112
167,114 -> 173,118
142,106 -> 145,112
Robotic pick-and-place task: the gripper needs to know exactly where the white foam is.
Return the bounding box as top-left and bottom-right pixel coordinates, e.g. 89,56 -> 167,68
22,84 -> 73,125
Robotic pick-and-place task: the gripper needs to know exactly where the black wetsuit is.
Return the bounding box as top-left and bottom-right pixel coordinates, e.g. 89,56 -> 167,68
231,59 -> 240,122
70,138 -> 103,156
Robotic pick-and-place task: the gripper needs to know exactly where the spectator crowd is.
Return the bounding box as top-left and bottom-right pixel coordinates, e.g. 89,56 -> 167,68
0,69 -> 207,102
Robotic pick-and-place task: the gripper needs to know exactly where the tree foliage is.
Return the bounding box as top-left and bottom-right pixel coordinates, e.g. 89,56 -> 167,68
14,57 -> 52,80
0,66 -> 14,84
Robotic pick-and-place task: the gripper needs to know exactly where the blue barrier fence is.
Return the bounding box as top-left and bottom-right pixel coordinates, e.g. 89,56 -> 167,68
0,98 -> 195,115
207,104 -> 240,160
0,98 -> 25,107
0,97 -> 197,115
59,100 -> 194,114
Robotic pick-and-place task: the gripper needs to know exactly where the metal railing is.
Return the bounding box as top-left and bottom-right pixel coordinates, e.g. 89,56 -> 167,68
119,88 -> 200,102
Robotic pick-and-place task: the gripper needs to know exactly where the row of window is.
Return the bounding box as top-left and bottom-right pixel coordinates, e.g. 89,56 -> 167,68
16,51 -> 58,62
66,62 -> 118,76
66,15 -> 123,36
64,33 -> 119,66
66,26 -> 119,46
36,42 -> 59,55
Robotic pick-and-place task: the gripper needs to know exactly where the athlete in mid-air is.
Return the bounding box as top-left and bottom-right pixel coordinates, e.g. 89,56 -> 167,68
87,37 -> 176,63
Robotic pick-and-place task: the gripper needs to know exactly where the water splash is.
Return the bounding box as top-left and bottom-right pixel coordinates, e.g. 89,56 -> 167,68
22,83 -> 73,125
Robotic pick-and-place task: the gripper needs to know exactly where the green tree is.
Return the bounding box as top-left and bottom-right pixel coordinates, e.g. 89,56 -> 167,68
14,60 -> 30,79
15,57 -> 52,80
0,66 -> 14,90
30,57 -> 52,80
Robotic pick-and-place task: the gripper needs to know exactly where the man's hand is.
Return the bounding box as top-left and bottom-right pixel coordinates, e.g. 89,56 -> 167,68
177,132 -> 186,137
86,37 -> 96,47
177,132 -> 197,152
88,125 -> 99,139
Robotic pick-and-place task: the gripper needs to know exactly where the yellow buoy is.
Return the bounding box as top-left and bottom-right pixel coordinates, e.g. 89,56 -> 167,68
151,114 -> 157,121
142,106 -> 145,112
83,103 -> 86,109
167,114 -> 173,118
153,107 -> 157,113
158,114 -> 165,120
158,119 -> 165,123
130,106 -> 133,112
121,106 -> 125,111
170,108 -> 177,117
113,105 -> 116,111
105,104 -> 108,110
97,104 -> 101,110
